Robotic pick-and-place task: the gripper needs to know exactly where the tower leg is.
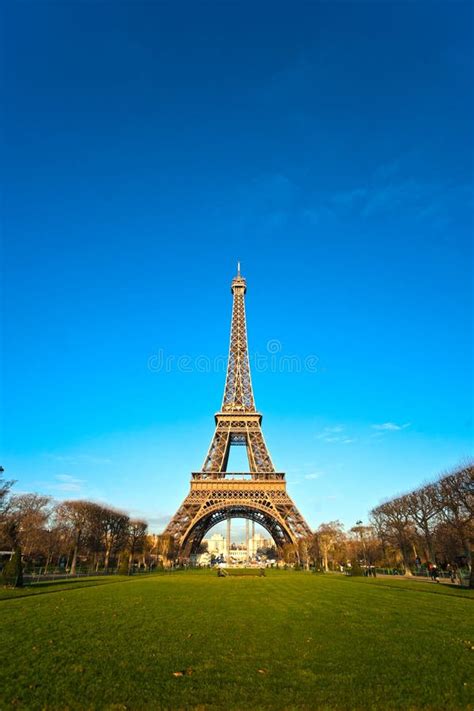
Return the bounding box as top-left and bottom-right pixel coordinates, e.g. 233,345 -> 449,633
245,519 -> 249,564
226,518 -> 231,565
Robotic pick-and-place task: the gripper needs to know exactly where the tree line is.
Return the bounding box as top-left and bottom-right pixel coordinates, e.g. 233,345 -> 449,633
1,461 -> 472,587
370,462 -> 472,581
297,462 -> 473,587
0,470 -> 176,586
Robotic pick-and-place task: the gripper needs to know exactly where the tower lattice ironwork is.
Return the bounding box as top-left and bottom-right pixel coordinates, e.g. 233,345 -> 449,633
164,266 -> 312,558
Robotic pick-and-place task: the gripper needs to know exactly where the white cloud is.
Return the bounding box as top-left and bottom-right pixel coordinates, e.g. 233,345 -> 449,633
371,422 -> 411,431
317,425 -> 344,441
304,472 -> 322,480
316,426 -> 356,444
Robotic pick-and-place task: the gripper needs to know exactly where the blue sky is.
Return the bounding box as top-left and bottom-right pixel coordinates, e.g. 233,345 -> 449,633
1,2 -> 472,534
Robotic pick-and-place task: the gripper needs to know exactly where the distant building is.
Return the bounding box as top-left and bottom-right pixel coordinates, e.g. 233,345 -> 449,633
248,533 -> 273,556
206,533 -> 227,556
193,531 -> 273,565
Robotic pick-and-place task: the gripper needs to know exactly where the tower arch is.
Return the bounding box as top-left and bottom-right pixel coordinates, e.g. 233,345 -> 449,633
179,501 -> 297,558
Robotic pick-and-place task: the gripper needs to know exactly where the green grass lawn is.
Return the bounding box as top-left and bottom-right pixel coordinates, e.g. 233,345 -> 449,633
1,571 -> 473,710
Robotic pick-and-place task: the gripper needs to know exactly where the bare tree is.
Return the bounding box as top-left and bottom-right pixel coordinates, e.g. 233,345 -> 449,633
127,520 -> 148,572
436,466 -> 473,577
155,533 -> 176,566
0,466 -> 14,518
8,494 -> 53,557
306,533 -> 321,568
0,470 -> 23,586
101,508 -> 130,571
369,462 -> 473,585
316,521 -> 344,572
405,484 -> 440,562
371,498 -> 414,575
297,537 -> 311,569
56,500 -> 104,575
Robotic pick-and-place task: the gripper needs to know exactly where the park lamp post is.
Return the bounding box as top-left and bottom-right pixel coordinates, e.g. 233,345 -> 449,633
355,520 -> 368,571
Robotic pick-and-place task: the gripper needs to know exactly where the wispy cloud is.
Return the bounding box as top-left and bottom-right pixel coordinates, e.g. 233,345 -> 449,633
303,158 -> 472,228
222,147 -> 471,240
304,472 -> 322,480
371,422 -> 411,431
317,426 -> 356,444
316,426 -> 344,440
319,178 -> 440,221
48,474 -> 86,493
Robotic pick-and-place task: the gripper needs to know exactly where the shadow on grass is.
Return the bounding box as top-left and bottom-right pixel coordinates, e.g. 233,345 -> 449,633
341,574 -> 473,601
0,573 -> 164,602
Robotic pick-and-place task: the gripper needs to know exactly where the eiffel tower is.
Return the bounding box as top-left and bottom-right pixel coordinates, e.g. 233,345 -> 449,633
165,265 -> 312,559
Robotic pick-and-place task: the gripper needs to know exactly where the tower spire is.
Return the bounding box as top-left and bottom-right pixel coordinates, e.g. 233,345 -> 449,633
201,268 -> 276,474
222,266 -> 254,411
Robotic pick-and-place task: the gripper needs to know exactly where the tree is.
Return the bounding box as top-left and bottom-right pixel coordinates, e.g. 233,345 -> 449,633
436,465 -> 473,586
316,521 -> 344,572
350,522 -> 372,567
297,537 -> 311,569
369,462 -> 473,583
405,485 -> 439,563
0,466 -> 14,518
127,520 -> 148,572
101,508 -> 130,571
0,469 -> 24,587
1,551 -> 23,587
307,533 -> 321,569
282,543 -> 297,566
256,545 -> 277,560
371,498 -> 415,575
41,517 -> 71,573
8,494 -> 52,557
0,466 -> 15,549
155,534 -> 176,566
56,501 -> 104,575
